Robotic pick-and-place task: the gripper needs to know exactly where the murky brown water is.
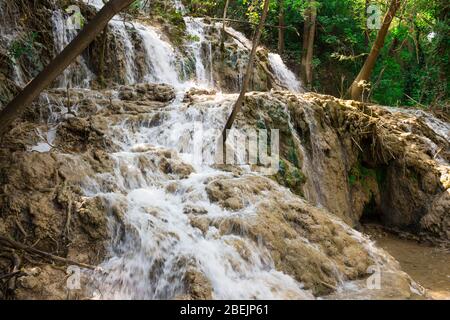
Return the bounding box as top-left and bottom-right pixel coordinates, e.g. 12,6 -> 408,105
374,234 -> 450,298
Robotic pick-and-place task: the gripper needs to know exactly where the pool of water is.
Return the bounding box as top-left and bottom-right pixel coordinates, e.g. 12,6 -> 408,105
374,233 -> 450,299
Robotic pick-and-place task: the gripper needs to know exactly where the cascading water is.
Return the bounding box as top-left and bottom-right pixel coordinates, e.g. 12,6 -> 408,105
268,53 -> 303,93
51,10 -> 94,88
50,2 -> 314,299
384,107 -> 450,142
82,87 -> 321,299
135,23 -> 182,87
184,17 -> 213,87
109,20 -> 138,85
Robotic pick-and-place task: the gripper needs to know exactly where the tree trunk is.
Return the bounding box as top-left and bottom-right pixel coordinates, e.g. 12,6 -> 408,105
364,0 -> 370,48
349,0 -> 401,101
300,5 -> 310,83
221,0 -> 231,49
300,0 -> 316,88
0,0 -> 135,137
277,0 -> 285,54
222,0 -> 270,141
305,3 -> 316,88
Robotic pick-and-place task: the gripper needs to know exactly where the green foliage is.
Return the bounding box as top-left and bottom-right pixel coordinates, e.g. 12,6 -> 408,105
347,162 -> 387,199
7,32 -> 39,62
187,0 -> 217,16
287,146 -> 299,167
129,0 -> 144,14
277,158 -> 306,195
348,162 -> 376,188
256,119 -> 266,129
151,1 -> 187,46
186,34 -> 200,42
212,0 -> 448,108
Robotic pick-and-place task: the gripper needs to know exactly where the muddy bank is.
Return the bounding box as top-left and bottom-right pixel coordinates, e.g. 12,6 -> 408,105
364,225 -> 450,299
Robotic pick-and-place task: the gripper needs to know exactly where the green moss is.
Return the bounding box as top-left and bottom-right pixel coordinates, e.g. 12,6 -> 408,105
375,167 -> 387,186
409,170 -> 419,183
256,119 -> 266,130
276,158 -> 306,196
288,147 -> 299,167
7,31 -> 39,62
186,34 -> 200,42
279,160 -> 287,176
348,173 -> 357,186
151,2 -> 187,46
348,161 -> 377,189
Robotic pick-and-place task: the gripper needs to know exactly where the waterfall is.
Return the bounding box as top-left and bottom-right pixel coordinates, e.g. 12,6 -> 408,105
268,53 -> 303,93
51,10 -> 94,88
134,23 -> 182,88
184,17 -> 213,87
44,2 -> 328,299
109,20 -> 138,85
384,107 -> 450,142
82,0 -> 106,10
223,25 -> 253,49
83,90 -> 317,299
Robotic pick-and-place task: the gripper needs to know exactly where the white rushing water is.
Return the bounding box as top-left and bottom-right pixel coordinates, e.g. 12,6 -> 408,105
268,53 -> 303,93
135,22 -> 182,87
52,2 -> 315,299
109,20 -> 138,84
184,17 -> 213,87
51,10 -> 94,88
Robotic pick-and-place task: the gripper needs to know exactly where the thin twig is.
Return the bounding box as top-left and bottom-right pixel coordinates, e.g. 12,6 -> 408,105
0,235 -> 96,270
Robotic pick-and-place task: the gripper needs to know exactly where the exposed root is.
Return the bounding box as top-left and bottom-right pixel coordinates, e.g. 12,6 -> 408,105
0,235 -> 96,270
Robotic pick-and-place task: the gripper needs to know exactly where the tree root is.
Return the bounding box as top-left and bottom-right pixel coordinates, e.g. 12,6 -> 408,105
0,235 -> 96,270
6,251 -> 21,297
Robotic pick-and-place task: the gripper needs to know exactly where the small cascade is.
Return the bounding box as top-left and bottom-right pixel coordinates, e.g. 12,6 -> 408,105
51,10 -> 94,88
2,33 -> 27,87
12,63 -> 26,87
27,92 -> 71,152
82,0 -> 106,10
384,107 -> 450,142
83,91 -> 318,299
109,20 -> 138,85
184,17 -> 213,87
223,25 -> 253,49
135,23 -> 182,88
284,100 -> 326,208
268,53 -> 302,93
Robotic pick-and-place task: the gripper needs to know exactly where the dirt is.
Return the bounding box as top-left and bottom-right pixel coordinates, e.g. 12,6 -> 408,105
366,227 -> 450,299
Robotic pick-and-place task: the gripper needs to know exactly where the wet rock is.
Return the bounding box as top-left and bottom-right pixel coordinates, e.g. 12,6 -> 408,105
183,204 -> 208,215
238,91 -> 450,242
207,175 -> 376,295
158,154 -> 194,179
118,83 -> 175,103
76,197 -> 108,241
183,268 -> 213,300
189,216 -> 210,235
